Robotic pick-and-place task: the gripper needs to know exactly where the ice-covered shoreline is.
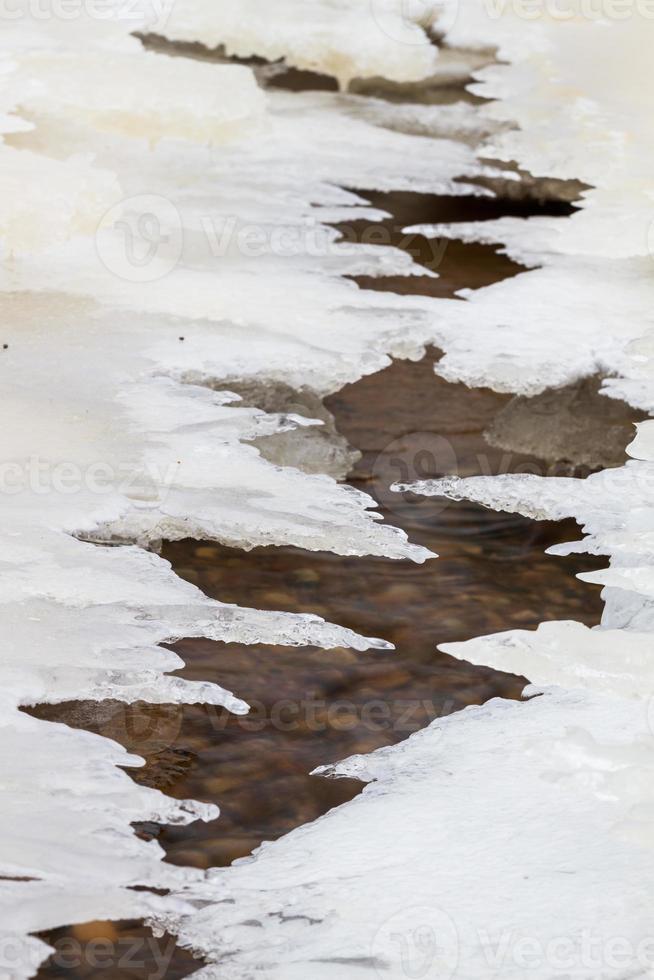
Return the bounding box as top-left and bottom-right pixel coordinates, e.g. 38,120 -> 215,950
3,1 -> 653,977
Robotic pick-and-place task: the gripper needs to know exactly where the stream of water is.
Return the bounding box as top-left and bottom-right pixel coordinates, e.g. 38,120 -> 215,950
29,120 -> 634,980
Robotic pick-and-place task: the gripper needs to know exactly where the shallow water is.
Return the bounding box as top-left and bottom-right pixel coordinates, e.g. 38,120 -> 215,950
32,185 -> 631,976
155,354 -> 609,871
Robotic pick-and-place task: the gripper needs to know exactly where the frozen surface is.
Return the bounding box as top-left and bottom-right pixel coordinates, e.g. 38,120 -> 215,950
169,691 -> 654,980
5,0 -> 654,976
151,6 -> 654,980
154,0 -> 440,86
0,6 -> 495,970
398,4 -> 654,408
170,433 -> 654,977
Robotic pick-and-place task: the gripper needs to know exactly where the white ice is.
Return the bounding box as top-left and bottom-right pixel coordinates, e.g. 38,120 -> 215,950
4,0 -> 654,977
160,4 -> 654,980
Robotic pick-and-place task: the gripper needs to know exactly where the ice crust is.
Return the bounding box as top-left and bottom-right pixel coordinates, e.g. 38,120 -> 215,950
170,691 -> 654,980
146,6 -> 654,980
5,1 -> 654,977
153,0 -> 440,87
0,7 -> 490,969
170,438 -> 654,976
401,5 -> 654,407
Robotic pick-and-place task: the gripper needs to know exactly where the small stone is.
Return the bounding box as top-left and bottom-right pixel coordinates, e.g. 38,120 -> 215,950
195,546 -> 219,560
293,568 -> 321,584
71,921 -> 119,943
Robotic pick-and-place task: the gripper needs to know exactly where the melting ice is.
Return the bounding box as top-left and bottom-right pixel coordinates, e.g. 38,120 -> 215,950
2,0 -> 653,978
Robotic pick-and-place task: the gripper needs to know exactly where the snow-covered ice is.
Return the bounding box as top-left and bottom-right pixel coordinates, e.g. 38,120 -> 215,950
2,0 -> 654,977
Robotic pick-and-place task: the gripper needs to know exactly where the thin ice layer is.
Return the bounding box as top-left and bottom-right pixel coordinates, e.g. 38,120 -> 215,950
168,428 -> 654,979
8,50 -> 265,144
148,0 -> 654,405
168,690 -> 654,980
396,421 -> 654,799
0,146 -> 120,254
147,7 -> 654,980
400,417 -> 654,579
14,1 -> 654,974
5,86 -> 495,397
0,526 -> 394,712
0,9 -> 482,965
153,0 -> 439,86
390,5 -> 654,407
402,424 -> 654,632
0,292 -> 431,561
0,707 -> 216,978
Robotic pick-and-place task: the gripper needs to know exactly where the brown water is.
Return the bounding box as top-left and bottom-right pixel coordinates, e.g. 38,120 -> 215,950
32,185 -> 630,976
